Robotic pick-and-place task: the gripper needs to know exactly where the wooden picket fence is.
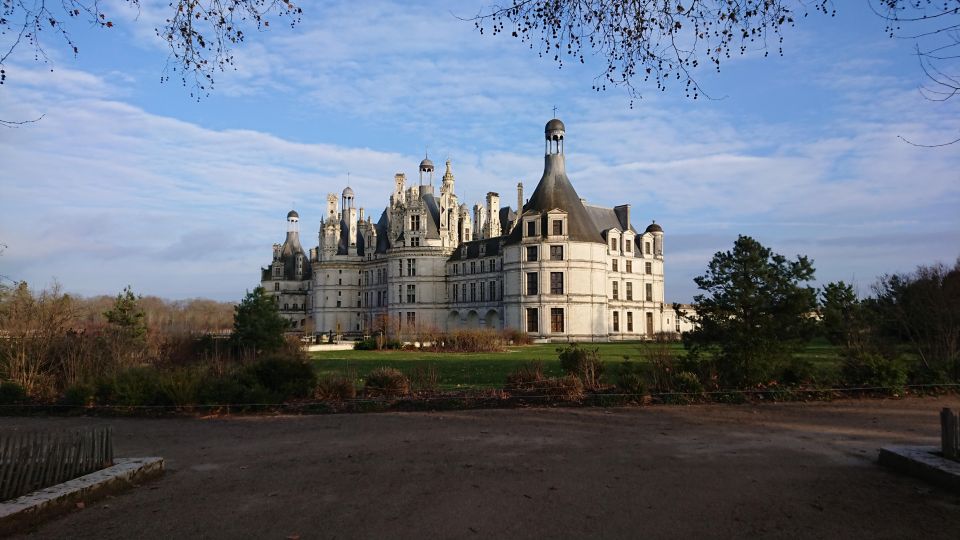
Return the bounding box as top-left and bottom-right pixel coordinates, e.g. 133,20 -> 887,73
943,408 -> 959,461
0,427 -> 113,501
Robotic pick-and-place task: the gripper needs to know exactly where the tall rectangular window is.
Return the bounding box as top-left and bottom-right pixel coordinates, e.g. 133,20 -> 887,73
646,262 -> 652,274
550,272 -> 563,295
526,272 -> 538,295
626,260 -> 632,273
480,281 -> 486,301
406,284 -> 416,303
526,308 -> 539,333
407,311 -> 416,328
626,282 -> 633,301
411,214 -> 421,231
645,242 -> 651,254
527,246 -> 538,262
550,308 -> 564,333
626,239 -> 632,252
646,312 -> 654,335
489,281 -> 496,301
407,258 -> 416,276
470,282 -> 476,302
611,238 -> 617,251
461,283 -> 466,301
646,283 -> 653,302
453,286 -> 458,302
612,259 -> 618,272
613,311 -> 620,332
612,281 -> 619,300
471,261 -> 476,274
550,245 -> 563,260
526,220 -> 536,237
552,220 -> 563,235
627,311 -> 634,332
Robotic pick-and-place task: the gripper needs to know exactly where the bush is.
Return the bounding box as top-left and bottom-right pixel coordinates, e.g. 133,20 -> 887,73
661,371 -> 704,404
779,358 -> 816,386
241,355 -> 317,401
506,361 -> 545,388
364,367 -> 410,398
99,367 -> 168,406
410,365 -> 441,393
557,344 -> 604,388
503,328 -> 533,345
0,381 -> 27,405
60,382 -> 95,407
159,367 -> 205,407
353,338 -> 377,351
841,351 -> 907,392
614,361 -> 647,401
506,362 -> 583,401
315,375 -> 357,401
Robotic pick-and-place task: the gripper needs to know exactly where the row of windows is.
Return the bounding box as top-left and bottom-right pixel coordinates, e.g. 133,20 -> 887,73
611,282 -> 654,301
452,258 -> 502,275
525,218 -> 565,238
610,260 -> 654,274
609,238 -> 653,255
452,281 -> 501,303
610,311 -> 654,333
525,271 -> 565,295
525,307 -> 565,333
525,245 -> 564,262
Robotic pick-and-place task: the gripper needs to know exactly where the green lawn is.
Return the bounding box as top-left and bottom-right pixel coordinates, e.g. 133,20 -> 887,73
311,341 -> 838,390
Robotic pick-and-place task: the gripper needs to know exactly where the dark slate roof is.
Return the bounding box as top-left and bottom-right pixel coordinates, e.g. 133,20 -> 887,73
448,237 -> 503,261
584,204 -> 638,236
645,222 -> 663,233
287,210 -> 299,219
272,231 -> 312,281
498,206 -> 516,236
506,154 -> 603,244
375,209 -> 390,254
422,193 -> 441,240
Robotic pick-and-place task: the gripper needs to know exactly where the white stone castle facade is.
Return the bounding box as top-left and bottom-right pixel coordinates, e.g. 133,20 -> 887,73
261,119 -> 677,341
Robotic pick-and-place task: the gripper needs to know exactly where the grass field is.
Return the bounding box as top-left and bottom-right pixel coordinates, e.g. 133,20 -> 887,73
311,340 -> 844,389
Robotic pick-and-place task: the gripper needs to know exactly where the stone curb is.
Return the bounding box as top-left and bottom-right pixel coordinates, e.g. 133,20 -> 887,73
878,445 -> 960,493
0,457 -> 164,536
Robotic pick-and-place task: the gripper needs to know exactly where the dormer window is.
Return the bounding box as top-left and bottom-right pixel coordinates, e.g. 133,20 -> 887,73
552,220 -> 563,236
411,214 -> 421,231
526,220 -> 537,237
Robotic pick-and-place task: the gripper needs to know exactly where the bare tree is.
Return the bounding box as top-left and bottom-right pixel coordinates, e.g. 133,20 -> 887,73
1,0 -> 301,98
872,0 -> 960,146
472,1 -> 834,102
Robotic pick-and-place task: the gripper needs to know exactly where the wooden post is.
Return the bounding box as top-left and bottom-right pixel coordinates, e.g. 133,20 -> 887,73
942,408 -> 958,460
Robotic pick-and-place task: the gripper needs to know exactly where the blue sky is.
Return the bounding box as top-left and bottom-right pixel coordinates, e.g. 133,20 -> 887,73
1,0 -> 958,302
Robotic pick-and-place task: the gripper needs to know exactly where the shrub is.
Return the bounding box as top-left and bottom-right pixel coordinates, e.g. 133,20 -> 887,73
661,371 -> 704,404
779,358 -> 817,386
315,375 -> 357,401
196,375 -> 244,405
0,381 -> 27,405
364,367 -> 410,398
100,367 -> 168,406
159,367 -> 205,407
506,362 -> 583,401
503,328 -> 533,345
841,351 -> 907,392
60,382 -> 96,407
506,361 -> 545,388
410,365 -> 441,393
354,338 -> 377,351
614,361 -> 647,401
557,344 -> 604,388
242,355 -> 317,401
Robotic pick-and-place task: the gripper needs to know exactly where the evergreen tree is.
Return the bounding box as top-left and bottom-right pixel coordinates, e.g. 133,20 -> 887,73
683,235 -> 818,386
232,287 -> 287,354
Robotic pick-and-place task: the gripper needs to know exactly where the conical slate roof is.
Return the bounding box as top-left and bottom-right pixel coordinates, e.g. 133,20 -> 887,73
507,153 -> 603,244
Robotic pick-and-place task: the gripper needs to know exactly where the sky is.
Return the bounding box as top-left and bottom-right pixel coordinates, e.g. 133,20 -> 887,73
1,0 -> 958,302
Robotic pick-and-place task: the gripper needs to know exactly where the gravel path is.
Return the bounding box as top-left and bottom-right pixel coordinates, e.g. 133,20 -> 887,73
4,396 -> 960,539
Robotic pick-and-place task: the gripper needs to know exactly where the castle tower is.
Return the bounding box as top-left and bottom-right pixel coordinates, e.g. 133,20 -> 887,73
419,155 -> 434,185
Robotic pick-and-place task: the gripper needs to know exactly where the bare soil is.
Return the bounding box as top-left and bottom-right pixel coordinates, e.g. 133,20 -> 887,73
4,396 -> 960,539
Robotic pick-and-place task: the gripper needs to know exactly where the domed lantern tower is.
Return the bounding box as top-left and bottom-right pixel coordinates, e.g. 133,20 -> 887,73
419,154 -> 435,185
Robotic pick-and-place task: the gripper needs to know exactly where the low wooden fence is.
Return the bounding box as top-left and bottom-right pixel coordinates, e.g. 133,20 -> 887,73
0,427 -> 113,501
943,408 -> 959,461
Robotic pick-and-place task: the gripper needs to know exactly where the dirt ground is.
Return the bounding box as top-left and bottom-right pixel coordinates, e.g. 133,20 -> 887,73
4,396 -> 960,539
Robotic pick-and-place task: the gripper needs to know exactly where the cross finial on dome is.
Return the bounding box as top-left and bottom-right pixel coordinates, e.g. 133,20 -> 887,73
552,105 -> 558,117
